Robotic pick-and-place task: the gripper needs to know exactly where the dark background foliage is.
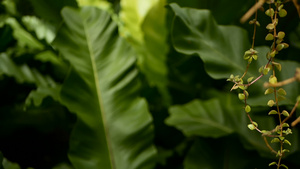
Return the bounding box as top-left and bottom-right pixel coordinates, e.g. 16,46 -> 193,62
0,0 -> 300,169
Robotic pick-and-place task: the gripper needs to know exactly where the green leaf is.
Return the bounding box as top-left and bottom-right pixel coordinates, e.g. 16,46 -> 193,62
0,53 -> 60,107
279,9 -> 287,17
2,158 -> 21,169
170,3 -> 252,79
0,152 -> 3,169
52,7 -> 156,169
22,16 -> 56,43
269,161 -> 277,166
278,88 -> 287,96
5,17 -> 44,50
166,93 -> 275,156
267,100 -> 275,107
245,105 -> 251,113
284,139 -> 292,146
247,124 -> 255,130
120,0 -> 169,104
77,0 -> 111,10
282,110 -> 289,117
168,3 -> 300,107
183,137 -> 260,169
280,164 -> 289,169
166,98 -> 234,138
238,93 -> 245,100
265,88 -> 274,95
268,110 -> 278,115
28,0 -> 78,24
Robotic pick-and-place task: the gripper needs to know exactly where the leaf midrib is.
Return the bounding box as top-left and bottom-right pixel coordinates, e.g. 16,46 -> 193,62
83,17 -> 115,169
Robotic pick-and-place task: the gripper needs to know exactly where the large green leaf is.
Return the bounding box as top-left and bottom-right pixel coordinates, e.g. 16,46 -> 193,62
166,93 -> 280,157
169,3 -> 300,106
52,6 -> 156,169
184,137 -> 268,169
120,0 -> 169,103
169,3 -> 259,79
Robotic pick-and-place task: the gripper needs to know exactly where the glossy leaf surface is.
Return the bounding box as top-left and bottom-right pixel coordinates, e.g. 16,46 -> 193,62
52,6 -> 156,169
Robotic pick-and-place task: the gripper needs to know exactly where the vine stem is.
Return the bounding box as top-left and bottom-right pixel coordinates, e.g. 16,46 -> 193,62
264,76 -> 297,88
263,136 -> 277,154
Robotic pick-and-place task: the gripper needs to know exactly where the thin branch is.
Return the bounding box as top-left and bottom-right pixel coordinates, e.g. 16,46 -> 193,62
264,77 -> 296,88
240,0 -> 266,23
263,136 -> 277,154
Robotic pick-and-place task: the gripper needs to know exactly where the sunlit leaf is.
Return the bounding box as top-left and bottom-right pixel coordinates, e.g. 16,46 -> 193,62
120,0 -> 169,103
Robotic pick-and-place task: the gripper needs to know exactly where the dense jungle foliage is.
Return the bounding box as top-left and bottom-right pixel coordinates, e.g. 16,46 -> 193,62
0,0 -> 300,168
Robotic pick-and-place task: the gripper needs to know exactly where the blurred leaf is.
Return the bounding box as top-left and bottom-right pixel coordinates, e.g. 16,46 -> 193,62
27,0 -> 77,24
22,16 -> 56,43
2,158 -> 21,169
184,137 -> 267,169
34,50 -> 64,66
77,0 -> 111,10
0,25 -> 14,52
2,0 -> 18,16
169,3 -> 254,79
169,3 -> 300,106
52,6 -> 156,169
0,152 -> 3,169
0,53 -> 61,107
52,163 -> 74,169
167,0 -> 250,24
5,17 -> 43,50
120,0 -> 169,103
166,92 -> 278,157
166,98 -> 234,138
